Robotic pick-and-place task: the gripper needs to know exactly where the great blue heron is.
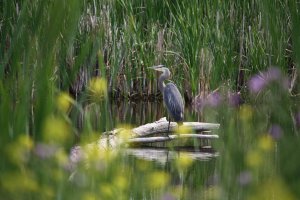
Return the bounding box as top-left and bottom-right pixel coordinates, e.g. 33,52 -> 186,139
148,65 -> 184,136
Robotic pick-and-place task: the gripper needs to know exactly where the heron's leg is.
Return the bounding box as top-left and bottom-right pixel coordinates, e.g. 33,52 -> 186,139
167,116 -> 171,138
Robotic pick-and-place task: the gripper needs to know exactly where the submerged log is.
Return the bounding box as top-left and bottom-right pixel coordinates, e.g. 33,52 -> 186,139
129,134 -> 219,144
68,118 -> 220,170
99,117 -> 220,148
105,117 -> 220,137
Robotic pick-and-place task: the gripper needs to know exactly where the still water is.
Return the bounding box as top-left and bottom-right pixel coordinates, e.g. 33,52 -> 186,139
85,101 -> 219,199
108,100 -> 204,127
73,99 -> 294,199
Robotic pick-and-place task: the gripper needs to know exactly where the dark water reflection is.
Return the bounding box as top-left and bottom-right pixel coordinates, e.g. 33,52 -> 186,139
123,152 -> 218,200
77,99 -> 208,134
109,100 -> 204,127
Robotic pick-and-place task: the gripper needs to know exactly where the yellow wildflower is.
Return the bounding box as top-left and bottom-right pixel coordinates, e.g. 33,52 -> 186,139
89,77 -> 107,99
55,149 -> 69,167
119,129 -> 132,142
6,134 -> 33,165
175,125 -> 192,135
113,174 -> 128,191
248,177 -> 296,200
100,183 -> 113,199
246,150 -> 262,168
239,105 -> 253,121
43,116 -> 71,145
82,193 -> 98,200
18,134 -> 34,150
84,144 -> 116,167
258,134 -> 274,152
176,153 -> 194,171
116,124 -> 133,142
56,92 -> 74,113
1,171 -> 38,193
147,171 -> 170,189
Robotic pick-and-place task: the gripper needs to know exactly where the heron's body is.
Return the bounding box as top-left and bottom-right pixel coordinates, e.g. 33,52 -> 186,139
149,65 -> 184,135
163,83 -> 184,122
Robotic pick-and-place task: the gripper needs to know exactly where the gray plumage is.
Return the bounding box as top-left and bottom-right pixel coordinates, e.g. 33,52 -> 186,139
164,83 -> 184,122
148,65 -> 184,134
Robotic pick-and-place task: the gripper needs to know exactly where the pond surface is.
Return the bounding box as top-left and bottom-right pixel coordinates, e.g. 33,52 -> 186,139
69,99 -> 298,199
108,101 -> 219,199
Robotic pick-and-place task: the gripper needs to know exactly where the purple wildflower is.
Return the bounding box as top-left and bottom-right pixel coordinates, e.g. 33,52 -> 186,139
161,193 -> 176,200
248,74 -> 267,93
269,124 -> 283,140
34,143 -> 58,159
66,146 -> 85,171
248,67 -> 290,93
193,94 -> 206,112
228,92 -> 243,107
237,171 -> 252,186
207,91 -> 222,107
282,77 -> 290,90
265,67 -> 282,81
69,146 -> 85,164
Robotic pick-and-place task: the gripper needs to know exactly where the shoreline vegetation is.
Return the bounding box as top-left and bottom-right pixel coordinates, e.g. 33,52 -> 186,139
70,0 -> 300,103
1,0 -> 300,199
2,1 -> 299,104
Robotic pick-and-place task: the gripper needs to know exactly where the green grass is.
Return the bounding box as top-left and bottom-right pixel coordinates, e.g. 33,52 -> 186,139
0,0 -> 300,199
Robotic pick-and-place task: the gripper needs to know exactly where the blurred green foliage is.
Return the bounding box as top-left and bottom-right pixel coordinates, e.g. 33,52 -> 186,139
0,0 -> 299,199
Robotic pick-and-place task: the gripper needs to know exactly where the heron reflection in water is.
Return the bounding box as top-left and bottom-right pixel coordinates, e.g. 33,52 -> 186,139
148,65 -> 184,137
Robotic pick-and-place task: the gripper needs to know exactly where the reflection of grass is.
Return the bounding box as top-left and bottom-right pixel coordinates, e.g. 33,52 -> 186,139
0,0 -> 300,199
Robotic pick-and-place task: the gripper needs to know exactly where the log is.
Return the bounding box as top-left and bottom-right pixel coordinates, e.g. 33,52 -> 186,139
132,117 -> 220,137
99,117 -> 220,148
128,134 -> 219,144
68,118 -> 220,169
104,117 -> 220,137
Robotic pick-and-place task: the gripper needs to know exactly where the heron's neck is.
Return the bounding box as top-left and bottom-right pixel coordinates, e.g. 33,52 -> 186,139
158,70 -> 170,93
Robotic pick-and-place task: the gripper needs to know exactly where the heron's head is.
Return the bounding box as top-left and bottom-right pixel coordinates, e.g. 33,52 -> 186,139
148,65 -> 170,73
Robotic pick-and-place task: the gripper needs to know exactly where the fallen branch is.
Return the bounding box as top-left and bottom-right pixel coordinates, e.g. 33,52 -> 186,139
104,117 -> 220,137
99,117 -> 220,148
128,134 -> 219,144
69,118 -> 220,169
